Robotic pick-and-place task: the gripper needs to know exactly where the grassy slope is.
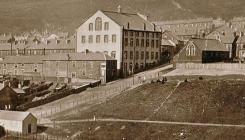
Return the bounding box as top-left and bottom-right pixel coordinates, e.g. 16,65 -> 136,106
1,0 -> 245,33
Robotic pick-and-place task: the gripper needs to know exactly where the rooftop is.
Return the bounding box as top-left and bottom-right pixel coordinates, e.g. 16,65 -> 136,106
43,52 -> 116,61
190,38 -> 228,52
102,10 -> 157,31
0,110 -> 34,121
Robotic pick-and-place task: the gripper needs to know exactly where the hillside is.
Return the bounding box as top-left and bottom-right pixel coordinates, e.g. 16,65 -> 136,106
0,0 -> 245,33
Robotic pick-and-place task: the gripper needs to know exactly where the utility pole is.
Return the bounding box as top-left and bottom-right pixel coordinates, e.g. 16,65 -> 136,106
67,54 -> 71,83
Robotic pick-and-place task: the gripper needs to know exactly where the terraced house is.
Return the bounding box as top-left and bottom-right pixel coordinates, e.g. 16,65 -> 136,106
77,6 -> 161,77
0,52 -> 116,83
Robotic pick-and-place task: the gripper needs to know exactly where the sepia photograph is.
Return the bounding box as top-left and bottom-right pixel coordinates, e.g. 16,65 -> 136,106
0,0 -> 245,139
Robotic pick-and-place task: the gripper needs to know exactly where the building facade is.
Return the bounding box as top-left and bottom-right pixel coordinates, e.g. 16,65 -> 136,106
42,52 -> 117,83
0,111 -> 37,134
76,8 -> 161,77
174,38 -> 229,63
0,52 -> 117,83
154,18 -> 214,40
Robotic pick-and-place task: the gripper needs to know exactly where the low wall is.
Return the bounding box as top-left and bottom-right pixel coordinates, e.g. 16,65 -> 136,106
176,63 -> 245,71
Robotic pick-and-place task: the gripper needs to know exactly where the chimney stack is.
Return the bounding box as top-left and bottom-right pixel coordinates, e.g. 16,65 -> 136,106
56,40 -> 60,44
117,5 -> 122,13
143,23 -> 146,30
66,40 -> 70,44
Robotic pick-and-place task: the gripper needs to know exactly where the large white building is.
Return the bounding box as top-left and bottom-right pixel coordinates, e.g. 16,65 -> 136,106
0,111 -> 37,134
77,6 -> 161,77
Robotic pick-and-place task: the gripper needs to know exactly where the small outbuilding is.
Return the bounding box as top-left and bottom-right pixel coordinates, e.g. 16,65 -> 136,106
0,111 -> 37,134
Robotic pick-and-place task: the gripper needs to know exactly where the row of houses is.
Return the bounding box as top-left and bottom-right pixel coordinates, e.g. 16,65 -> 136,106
0,52 -> 117,83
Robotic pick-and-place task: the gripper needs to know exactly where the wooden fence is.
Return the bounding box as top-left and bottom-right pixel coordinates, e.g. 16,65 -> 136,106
176,63 -> 245,71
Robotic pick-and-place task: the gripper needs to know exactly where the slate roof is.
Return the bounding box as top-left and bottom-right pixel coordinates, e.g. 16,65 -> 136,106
102,11 -> 157,31
161,39 -> 175,46
43,52 -> 116,61
0,110 -> 35,121
0,37 -> 76,50
206,25 -> 236,44
1,55 -> 45,64
190,38 -> 228,52
154,18 -> 213,25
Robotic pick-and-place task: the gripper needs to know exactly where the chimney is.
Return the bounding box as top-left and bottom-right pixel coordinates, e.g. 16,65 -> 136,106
117,5 -> 122,13
3,33 -> 6,37
56,40 -> 60,44
45,40 -> 49,45
18,83 -> 21,89
153,23 -> 156,31
143,23 -> 146,30
127,22 -> 130,29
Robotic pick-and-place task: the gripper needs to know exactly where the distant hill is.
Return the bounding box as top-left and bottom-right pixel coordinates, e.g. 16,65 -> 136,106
0,0 -> 245,33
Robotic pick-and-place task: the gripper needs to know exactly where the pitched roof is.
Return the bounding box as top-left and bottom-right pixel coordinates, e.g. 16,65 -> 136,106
0,110 -> 35,121
190,38 -> 228,52
154,18 -> 213,25
1,55 -> 45,64
206,25 -> 236,44
161,39 -> 175,46
102,11 -> 157,31
0,37 -> 76,50
43,52 -> 116,61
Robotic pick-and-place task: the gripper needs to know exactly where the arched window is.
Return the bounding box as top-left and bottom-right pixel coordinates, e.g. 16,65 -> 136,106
186,44 -> 196,56
95,17 -> 102,31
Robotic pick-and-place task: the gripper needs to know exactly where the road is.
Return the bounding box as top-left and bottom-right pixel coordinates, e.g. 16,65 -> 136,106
44,118 -> 245,128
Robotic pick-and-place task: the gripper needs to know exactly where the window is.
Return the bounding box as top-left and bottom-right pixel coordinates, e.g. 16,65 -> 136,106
89,35 -> 93,43
156,40 -> 159,48
15,65 -> 18,68
104,35 -> 108,43
72,61 -> 76,67
111,51 -> 116,58
151,40 -> 154,48
135,32 -> 139,37
112,34 -> 116,43
141,32 -> 144,37
124,51 -> 128,59
136,39 -> 139,46
155,52 -> 159,60
141,51 -> 144,60
104,22 -> 109,30
146,39 -> 149,47
130,51 -> 133,60
96,35 -> 100,43
125,38 -> 128,46
104,51 -> 108,55
95,17 -> 102,31
81,36 -> 86,43
130,38 -> 133,46
146,33 -> 149,38
130,31 -> 134,36
146,51 -> 149,59
141,39 -> 144,47
136,51 -> 139,60
186,43 -> 196,56
89,23 -> 93,31
151,52 -> 154,59
71,72 -> 76,78
124,31 -> 128,36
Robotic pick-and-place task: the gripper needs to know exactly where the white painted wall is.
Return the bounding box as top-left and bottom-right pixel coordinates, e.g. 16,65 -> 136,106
0,119 -> 23,133
77,10 -> 122,69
